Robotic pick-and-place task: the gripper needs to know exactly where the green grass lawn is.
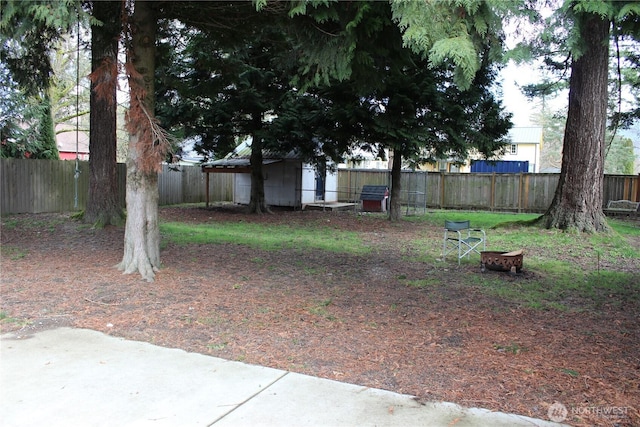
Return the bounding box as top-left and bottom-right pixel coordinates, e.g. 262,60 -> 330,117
161,209 -> 639,312
409,210 -> 639,311
161,221 -> 370,254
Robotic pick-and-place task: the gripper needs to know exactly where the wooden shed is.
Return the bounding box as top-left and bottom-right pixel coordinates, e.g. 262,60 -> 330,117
201,139 -> 338,209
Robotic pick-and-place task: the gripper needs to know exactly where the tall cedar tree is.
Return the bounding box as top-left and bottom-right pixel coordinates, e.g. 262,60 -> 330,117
535,2 -> 640,232
117,0 -> 169,282
540,12 -> 610,232
85,0 -> 125,226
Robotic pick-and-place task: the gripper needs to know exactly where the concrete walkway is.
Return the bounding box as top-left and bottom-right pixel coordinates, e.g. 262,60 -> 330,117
1,328 -> 564,427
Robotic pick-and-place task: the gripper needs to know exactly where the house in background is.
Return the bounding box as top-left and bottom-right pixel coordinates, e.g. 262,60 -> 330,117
174,137 -> 205,166
338,149 -> 467,172
56,126 -> 89,160
434,126 -> 543,173
202,138 -> 338,209
501,126 -> 543,173
333,126 -> 545,174
338,148 -> 391,170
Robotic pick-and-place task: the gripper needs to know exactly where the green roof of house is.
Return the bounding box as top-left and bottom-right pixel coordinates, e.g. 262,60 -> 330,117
508,127 -> 543,144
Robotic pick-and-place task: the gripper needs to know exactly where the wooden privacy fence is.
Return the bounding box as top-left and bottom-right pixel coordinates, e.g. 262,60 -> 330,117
337,169 -> 640,213
1,159 -> 638,214
1,159 -> 92,215
157,164 -> 233,206
0,159 -> 233,215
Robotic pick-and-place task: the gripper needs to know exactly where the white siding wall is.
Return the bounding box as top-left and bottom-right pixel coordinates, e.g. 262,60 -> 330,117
301,165 -> 316,204
300,164 -> 338,203
325,169 -> 338,202
233,174 -> 251,205
505,143 -> 540,172
233,161 -> 338,207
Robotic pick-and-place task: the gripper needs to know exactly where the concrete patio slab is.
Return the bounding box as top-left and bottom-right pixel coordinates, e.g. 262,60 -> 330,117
0,328 -> 564,427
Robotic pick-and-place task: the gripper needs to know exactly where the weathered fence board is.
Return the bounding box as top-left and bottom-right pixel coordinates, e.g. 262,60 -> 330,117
1,160 -> 234,215
1,159 -> 91,214
337,168 -> 391,202
521,173 -> 559,212
2,159 -> 638,215
493,174 -> 519,211
158,166 -> 182,206
336,169 -> 639,213
603,175 -> 640,202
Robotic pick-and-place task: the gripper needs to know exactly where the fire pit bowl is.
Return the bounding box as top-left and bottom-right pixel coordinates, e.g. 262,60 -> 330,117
481,250 -> 524,273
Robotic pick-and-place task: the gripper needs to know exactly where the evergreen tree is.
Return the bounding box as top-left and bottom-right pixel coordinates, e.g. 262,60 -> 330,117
605,136 -> 636,174
85,0 -> 125,226
311,2 -> 511,220
0,0 -> 84,159
116,0 -> 167,282
391,0 -> 640,230
534,2 -> 640,232
533,108 -> 566,172
0,64 -> 26,157
156,12 -> 308,213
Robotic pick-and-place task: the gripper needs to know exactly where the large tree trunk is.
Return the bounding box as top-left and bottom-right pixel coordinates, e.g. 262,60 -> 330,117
248,117 -> 269,214
388,150 -> 402,221
119,160 -> 160,282
117,0 -> 160,282
538,14 -> 610,233
85,0 -> 124,227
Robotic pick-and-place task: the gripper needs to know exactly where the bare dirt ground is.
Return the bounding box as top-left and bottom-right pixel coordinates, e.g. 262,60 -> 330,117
1,205 -> 639,426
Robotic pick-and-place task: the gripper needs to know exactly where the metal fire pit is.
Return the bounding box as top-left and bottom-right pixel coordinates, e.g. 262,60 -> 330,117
481,250 -> 524,273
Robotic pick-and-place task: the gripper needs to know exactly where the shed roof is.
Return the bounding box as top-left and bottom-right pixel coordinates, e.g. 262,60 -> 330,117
204,158 -> 281,168
202,137 -> 298,169
508,127 -> 543,145
227,139 -> 298,160
202,138 -> 299,173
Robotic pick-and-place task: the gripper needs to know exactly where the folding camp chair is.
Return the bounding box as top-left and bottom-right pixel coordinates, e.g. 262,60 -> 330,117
442,220 -> 486,265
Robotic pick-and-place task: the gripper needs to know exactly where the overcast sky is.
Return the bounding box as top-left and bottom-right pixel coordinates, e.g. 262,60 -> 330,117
499,61 -> 568,128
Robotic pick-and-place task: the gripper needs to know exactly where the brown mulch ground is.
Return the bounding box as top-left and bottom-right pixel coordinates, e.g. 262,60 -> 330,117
1,205 -> 638,426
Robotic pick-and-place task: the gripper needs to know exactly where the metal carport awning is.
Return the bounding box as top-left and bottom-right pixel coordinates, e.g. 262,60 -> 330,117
201,158 -> 282,174
201,158 -> 282,207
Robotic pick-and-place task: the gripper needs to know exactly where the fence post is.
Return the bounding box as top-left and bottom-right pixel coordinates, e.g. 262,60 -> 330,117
347,169 -> 356,202
439,172 -> 445,209
517,172 -> 523,213
522,174 -> 530,212
205,170 -> 210,208
490,173 -> 496,211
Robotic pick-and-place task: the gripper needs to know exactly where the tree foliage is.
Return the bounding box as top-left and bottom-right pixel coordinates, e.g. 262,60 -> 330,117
390,0 -> 510,90
157,3 -> 388,213
317,2 -> 511,220
0,0 -> 91,159
0,0 -> 85,95
158,2 -> 511,219
605,135 -> 636,174
157,23 -> 289,159
522,2 -> 640,134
